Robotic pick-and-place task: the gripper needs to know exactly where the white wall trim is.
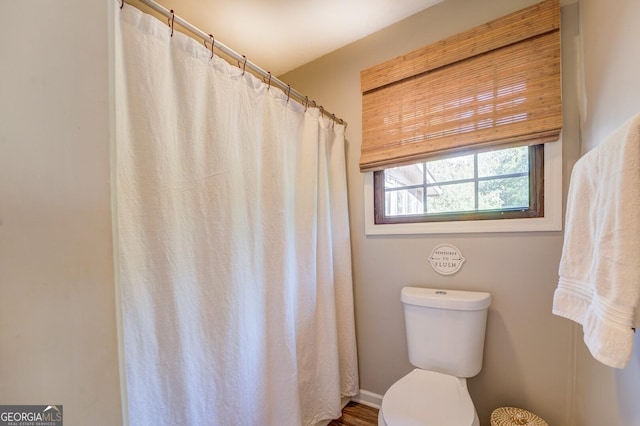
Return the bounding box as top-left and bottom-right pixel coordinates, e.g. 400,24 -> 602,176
364,138 -> 563,235
351,389 -> 383,409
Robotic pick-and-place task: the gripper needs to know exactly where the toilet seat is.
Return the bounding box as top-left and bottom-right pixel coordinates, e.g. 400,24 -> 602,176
381,369 -> 476,426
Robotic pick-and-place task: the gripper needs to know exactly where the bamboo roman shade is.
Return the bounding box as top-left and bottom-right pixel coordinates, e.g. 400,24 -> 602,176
360,0 -> 562,172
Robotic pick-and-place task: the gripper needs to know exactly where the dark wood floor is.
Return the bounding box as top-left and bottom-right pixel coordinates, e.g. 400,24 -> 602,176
328,401 -> 379,426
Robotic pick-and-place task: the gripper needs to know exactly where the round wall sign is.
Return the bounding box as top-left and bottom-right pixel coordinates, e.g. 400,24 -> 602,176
429,244 -> 465,275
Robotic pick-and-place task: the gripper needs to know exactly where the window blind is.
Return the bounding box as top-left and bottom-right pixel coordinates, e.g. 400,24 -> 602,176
360,0 -> 561,172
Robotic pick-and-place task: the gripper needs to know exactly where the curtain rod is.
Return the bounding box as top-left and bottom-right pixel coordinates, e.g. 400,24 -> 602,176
121,0 -> 345,126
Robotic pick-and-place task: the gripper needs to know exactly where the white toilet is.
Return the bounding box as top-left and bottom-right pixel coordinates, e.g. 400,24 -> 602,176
378,287 -> 491,426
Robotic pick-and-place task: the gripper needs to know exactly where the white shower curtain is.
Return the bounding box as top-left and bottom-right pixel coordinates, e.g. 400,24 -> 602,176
113,3 -> 358,425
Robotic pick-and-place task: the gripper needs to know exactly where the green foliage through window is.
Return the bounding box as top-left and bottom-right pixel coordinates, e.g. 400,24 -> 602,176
374,145 -> 543,224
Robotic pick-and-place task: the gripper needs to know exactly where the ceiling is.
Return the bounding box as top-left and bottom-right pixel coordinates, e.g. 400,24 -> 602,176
140,0 -> 446,76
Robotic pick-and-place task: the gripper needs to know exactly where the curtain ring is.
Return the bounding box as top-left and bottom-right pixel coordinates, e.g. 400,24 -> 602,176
319,105 -> 324,117
264,72 -> 272,90
304,96 -> 308,112
286,85 -> 291,103
168,10 -> 175,37
204,34 -> 215,59
237,55 -> 247,75
120,0 -> 124,9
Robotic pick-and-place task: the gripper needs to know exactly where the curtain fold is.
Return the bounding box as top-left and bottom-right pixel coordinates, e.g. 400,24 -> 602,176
114,3 -> 358,425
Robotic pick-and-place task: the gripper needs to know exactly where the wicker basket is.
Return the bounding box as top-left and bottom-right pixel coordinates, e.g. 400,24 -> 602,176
490,407 -> 548,426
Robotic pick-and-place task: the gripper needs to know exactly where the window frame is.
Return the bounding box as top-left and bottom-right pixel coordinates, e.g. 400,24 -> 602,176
363,138 -> 563,235
373,145 -> 544,224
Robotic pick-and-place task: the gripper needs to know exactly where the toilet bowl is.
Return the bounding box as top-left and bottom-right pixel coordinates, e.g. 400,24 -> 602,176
378,369 -> 479,426
378,287 -> 490,426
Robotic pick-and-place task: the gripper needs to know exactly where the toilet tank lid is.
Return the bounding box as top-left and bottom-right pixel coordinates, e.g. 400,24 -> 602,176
401,287 -> 491,310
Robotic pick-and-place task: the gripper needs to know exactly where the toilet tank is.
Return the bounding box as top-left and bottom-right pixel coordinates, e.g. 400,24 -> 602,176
401,287 -> 491,378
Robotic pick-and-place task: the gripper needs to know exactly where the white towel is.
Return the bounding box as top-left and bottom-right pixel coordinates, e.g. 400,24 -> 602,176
553,113 -> 640,369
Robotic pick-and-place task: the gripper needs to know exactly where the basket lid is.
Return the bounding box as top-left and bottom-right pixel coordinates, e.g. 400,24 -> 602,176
490,407 -> 548,426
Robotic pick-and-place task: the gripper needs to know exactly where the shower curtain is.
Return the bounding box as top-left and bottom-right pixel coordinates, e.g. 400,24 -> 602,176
113,3 -> 358,426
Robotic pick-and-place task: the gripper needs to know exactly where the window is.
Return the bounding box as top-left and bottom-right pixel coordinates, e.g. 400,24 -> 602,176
374,145 -> 543,224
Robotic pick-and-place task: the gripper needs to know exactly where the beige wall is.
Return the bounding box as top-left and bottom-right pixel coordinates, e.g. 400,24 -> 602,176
0,2 -> 122,425
580,0 -> 640,153
573,0 -> 640,425
282,1 -> 581,424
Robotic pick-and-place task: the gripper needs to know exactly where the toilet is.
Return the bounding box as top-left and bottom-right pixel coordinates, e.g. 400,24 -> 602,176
378,287 -> 491,426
